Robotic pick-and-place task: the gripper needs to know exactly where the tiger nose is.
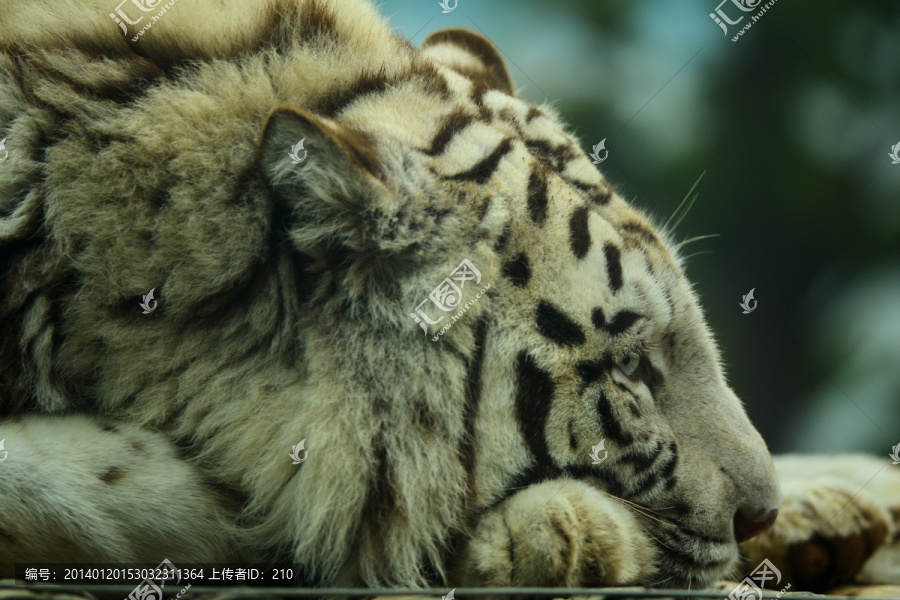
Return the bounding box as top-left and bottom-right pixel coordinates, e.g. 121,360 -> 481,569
734,508 -> 778,543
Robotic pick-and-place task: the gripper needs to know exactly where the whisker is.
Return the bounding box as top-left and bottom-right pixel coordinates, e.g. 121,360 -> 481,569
669,190 -> 699,234
676,233 -> 720,248
662,170 -> 706,234
645,574 -> 676,588
683,250 -> 715,262
639,528 -> 679,553
596,489 -> 660,515
596,490 -> 678,528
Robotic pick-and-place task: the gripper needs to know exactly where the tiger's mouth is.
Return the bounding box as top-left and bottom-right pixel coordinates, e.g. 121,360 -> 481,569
643,523 -> 740,587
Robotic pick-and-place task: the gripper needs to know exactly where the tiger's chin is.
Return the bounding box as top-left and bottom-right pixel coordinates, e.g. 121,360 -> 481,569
646,535 -> 741,589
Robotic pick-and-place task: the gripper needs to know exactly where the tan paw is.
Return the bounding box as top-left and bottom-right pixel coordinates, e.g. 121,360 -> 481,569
741,480 -> 892,592
452,478 -> 657,586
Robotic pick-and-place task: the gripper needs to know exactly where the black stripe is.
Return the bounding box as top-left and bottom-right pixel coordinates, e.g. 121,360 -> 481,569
494,224 -> 511,252
116,382 -> 149,414
610,383 -> 642,418
606,310 -> 643,335
619,441 -> 662,476
672,502 -> 692,517
475,195 -> 492,223
460,318 -> 488,503
412,399 -> 439,433
318,69 -> 391,116
525,107 -> 544,123
658,442 -> 679,481
603,243 -> 624,292
567,179 -> 611,206
318,63 -> 448,118
620,220 -> 660,245
568,205 -> 591,259
426,109 -> 476,156
447,138 -> 513,184
591,307 -> 606,329
526,168 -> 549,226
535,301 -> 586,347
525,139 -> 577,172
638,357 -> 665,396
361,436 -> 397,548
515,352 -> 556,466
595,391 -> 633,446
663,332 -> 677,352
564,463 -> 628,498
502,253 -> 531,288
576,358 -> 611,392
483,462 -> 562,515
626,469 -> 662,499
471,80 -> 489,107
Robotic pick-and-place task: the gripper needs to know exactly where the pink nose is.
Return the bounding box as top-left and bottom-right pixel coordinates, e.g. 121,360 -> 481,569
734,508 -> 779,543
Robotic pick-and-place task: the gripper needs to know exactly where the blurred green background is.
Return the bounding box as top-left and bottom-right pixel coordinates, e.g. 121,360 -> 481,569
380,0 -> 900,455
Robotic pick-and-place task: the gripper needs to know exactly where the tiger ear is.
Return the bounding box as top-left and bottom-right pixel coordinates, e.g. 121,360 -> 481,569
422,28 -> 514,95
259,105 -> 384,250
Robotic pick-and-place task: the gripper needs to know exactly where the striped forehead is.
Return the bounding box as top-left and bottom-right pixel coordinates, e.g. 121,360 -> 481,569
336,69 -> 681,334
523,222 -> 679,351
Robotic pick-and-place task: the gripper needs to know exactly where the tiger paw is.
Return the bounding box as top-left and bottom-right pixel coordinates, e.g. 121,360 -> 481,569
741,480 -> 892,593
452,478 -> 657,586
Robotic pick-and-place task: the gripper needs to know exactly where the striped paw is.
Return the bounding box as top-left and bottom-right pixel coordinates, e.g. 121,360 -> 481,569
453,478 -> 657,586
740,480 -> 892,592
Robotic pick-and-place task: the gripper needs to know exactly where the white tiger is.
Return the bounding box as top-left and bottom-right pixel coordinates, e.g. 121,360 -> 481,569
0,0 -> 896,593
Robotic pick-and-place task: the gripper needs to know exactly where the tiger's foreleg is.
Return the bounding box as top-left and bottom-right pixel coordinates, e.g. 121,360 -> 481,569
0,413 -> 247,574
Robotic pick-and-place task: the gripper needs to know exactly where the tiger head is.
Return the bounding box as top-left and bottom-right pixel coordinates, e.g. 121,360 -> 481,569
0,0 -> 780,586
260,27 -> 781,585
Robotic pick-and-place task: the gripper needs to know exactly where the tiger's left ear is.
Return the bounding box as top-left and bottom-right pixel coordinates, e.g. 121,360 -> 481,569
259,105 -> 386,252
422,28 -> 514,95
